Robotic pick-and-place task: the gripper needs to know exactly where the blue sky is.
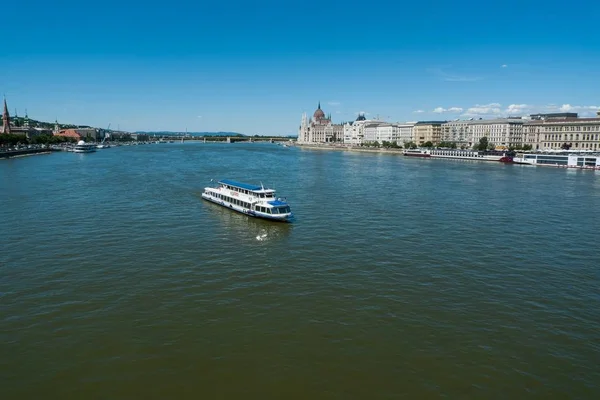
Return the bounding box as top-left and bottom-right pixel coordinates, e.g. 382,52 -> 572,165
1,0 -> 599,135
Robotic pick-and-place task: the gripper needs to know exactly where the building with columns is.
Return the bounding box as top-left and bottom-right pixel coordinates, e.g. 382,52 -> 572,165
523,112 -> 600,151
298,102 -> 344,143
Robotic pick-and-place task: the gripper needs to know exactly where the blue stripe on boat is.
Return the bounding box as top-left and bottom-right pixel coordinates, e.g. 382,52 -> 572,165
268,200 -> 287,206
218,179 -> 262,191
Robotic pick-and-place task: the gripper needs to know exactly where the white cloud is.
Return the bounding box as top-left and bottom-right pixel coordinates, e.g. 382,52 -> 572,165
433,106 -> 463,113
534,104 -> 599,116
327,101 -> 341,106
558,104 -> 599,113
358,111 -> 370,115
462,103 -> 502,117
413,109 -> 425,113
197,115 -> 203,118
505,104 -> 530,114
501,64 -> 508,68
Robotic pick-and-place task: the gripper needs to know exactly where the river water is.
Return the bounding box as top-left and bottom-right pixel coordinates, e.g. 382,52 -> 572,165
1,142 -> 599,398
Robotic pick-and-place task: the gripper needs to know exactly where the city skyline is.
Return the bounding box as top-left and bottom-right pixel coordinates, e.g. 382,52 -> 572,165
1,0 -> 599,136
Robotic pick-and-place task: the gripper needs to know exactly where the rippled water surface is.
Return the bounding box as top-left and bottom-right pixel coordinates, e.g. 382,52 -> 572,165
1,143 -> 599,398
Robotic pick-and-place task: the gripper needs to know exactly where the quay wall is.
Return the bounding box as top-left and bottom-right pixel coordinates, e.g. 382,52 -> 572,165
0,148 -> 58,159
296,143 -> 405,155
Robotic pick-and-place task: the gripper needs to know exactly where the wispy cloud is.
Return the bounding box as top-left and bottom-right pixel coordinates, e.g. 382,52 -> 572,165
197,115 -> 203,118
327,101 -> 341,106
413,109 -> 425,113
428,67 -> 482,82
433,106 -> 463,114
501,64 -> 508,68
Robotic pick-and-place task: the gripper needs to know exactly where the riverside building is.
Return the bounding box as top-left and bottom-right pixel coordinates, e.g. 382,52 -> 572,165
343,113 -> 368,145
467,118 -> 525,149
523,111 -> 600,151
413,121 -> 444,146
343,116 -> 414,146
298,102 -> 344,144
1,98 -> 42,138
441,120 -> 472,148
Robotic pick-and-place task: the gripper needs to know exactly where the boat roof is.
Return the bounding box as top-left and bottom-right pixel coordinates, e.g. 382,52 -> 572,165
219,179 -> 262,191
268,200 -> 287,206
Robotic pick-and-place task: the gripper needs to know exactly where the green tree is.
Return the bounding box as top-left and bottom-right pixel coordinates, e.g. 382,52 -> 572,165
423,141 -> 434,148
477,137 -> 489,151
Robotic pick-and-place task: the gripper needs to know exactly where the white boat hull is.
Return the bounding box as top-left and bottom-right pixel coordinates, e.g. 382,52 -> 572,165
201,192 -> 292,222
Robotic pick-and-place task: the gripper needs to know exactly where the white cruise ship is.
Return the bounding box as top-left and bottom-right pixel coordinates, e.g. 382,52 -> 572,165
513,151 -> 600,169
202,179 -> 293,222
73,140 -> 97,153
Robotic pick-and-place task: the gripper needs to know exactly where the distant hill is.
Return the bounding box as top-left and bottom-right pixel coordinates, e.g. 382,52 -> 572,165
135,131 -> 245,137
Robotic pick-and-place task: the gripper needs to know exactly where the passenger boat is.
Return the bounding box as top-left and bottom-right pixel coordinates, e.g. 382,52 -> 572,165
202,179 -> 293,222
403,148 -> 514,162
73,140 -> 97,153
512,151 -> 600,169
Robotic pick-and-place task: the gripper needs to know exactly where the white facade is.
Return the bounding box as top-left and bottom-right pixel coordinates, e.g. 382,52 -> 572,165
343,120 -> 366,145
343,121 -> 414,145
298,112 -> 309,143
469,119 -> 524,148
375,124 -> 398,143
397,123 -> 415,145
524,117 -> 600,151
442,121 -> 472,148
363,124 -> 379,142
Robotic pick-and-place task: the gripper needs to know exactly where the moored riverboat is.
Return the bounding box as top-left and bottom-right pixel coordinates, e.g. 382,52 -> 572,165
403,148 -> 514,162
513,151 -> 600,169
202,179 -> 293,222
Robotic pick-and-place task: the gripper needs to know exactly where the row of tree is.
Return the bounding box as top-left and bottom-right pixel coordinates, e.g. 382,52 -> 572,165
0,134 -> 77,147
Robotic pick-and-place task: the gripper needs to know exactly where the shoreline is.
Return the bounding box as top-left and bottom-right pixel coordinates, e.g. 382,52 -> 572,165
0,150 -> 54,160
295,143 -> 405,155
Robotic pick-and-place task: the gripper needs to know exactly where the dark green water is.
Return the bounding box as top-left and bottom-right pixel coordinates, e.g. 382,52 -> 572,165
1,143 -> 599,399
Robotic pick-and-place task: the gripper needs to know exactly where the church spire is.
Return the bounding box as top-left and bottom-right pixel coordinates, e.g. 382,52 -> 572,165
318,101 -> 321,109
2,96 -> 11,134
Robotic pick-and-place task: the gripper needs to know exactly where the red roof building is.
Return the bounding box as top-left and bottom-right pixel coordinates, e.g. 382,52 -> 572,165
55,129 -> 82,139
